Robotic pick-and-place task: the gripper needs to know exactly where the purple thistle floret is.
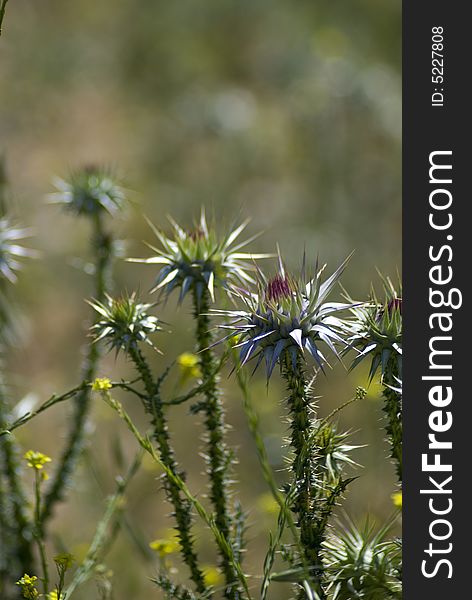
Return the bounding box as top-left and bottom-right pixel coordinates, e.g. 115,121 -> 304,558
387,297 -> 402,316
265,274 -> 292,303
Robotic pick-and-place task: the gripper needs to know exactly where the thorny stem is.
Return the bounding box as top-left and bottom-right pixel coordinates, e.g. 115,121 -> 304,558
282,355 -> 326,600
381,364 -> 402,483
42,213 -> 113,525
127,345 -> 207,595
0,382 -> 34,580
0,394 -> 33,573
194,289 -> 238,599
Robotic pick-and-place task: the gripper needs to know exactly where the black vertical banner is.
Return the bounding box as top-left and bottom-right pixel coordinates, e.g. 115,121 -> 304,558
404,2 -> 469,598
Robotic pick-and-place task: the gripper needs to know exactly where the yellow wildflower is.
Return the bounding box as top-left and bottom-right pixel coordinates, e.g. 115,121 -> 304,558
54,553 -> 74,571
24,450 -> 51,470
92,377 -> 112,391
149,529 -> 180,557
16,574 -> 39,599
177,352 -> 201,380
203,566 -> 224,588
48,591 -> 64,600
391,491 -> 402,509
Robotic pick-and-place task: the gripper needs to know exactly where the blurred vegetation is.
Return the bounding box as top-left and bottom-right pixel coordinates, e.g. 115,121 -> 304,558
0,1 -> 400,598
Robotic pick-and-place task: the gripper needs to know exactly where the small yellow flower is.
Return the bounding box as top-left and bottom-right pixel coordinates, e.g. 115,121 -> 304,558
54,553 -> 74,571
48,591 -> 64,600
177,352 -> 201,380
92,377 -> 112,391
203,566 -> 224,588
257,492 -> 279,516
16,574 -> 39,599
391,491 -> 402,509
149,530 -> 180,557
24,450 -> 52,471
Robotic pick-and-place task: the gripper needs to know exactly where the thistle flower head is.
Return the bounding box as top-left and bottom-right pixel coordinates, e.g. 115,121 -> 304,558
347,276 -> 402,381
313,420 -> 361,480
89,292 -> 162,354
324,520 -> 402,600
214,253 -> 353,378
52,165 -> 126,218
130,209 -> 270,306
0,217 -> 35,284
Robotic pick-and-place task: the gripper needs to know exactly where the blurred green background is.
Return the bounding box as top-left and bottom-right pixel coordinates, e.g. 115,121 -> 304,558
1,1 -> 401,598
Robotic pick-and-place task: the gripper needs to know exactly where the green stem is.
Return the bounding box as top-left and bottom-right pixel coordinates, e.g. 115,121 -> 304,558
128,345 -> 206,595
235,365 -> 305,560
282,355 -> 326,600
41,214 -> 112,525
64,452 -> 141,598
193,289 -> 237,599
33,470 -> 49,596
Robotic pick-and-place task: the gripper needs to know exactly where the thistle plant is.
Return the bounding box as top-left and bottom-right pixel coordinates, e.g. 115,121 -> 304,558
89,292 -> 207,594
218,254 -> 354,598
0,160 -> 402,600
132,210 -> 269,599
347,278 -> 402,481
42,166 -> 123,525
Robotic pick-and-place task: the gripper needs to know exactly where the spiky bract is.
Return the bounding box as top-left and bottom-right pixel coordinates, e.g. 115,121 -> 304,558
90,293 -> 161,354
347,278 -> 402,381
214,255 -> 353,378
0,218 -> 34,284
131,210 -> 269,306
52,166 -> 125,217
324,520 -> 402,599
